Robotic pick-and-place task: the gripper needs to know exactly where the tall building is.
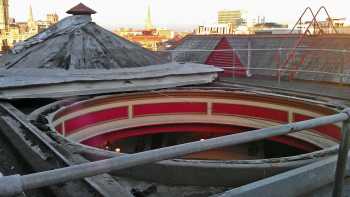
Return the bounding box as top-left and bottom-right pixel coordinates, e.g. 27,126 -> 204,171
28,4 -> 33,22
0,0 -> 9,30
113,5 -> 178,51
27,4 -> 36,32
218,10 -> 243,27
47,13 -> 59,24
145,5 -> 153,30
0,2 -> 59,52
195,24 -> 234,35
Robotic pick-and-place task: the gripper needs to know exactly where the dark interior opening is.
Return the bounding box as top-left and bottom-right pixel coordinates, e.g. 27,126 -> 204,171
104,132 -> 316,160
10,98 -> 58,114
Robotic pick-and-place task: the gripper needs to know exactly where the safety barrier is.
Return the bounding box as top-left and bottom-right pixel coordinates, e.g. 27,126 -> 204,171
160,47 -> 350,84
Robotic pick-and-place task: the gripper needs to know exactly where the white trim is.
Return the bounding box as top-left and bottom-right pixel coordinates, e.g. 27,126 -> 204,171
68,115 -> 285,142
52,97 -> 326,126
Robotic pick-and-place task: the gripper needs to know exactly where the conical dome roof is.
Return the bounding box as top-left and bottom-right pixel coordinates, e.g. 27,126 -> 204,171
0,14 -> 165,69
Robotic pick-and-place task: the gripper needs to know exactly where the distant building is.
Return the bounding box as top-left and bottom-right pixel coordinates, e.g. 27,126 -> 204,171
291,17 -> 350,35
195,24 -> 234,35
114,28 -> 175,51
336,26 -> 350,34
194,10 -> 248,35
157,28 -> 175,38
218,10 -> 243,27
114,5 -> 176,51
252,22 -> 289,34
319,18 -> 350,34
47,13 -> 59,24
0,2 -> 58,52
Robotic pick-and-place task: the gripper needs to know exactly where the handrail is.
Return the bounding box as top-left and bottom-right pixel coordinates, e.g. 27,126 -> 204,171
162,48 -> 350,53
278,6 -> 339,80
318,6 -> 339,34
219,110 -> 350,197
219,67 -> 350,78
160,47 -> 350,84
290,7 -> 318,34
0,108 -> 349,196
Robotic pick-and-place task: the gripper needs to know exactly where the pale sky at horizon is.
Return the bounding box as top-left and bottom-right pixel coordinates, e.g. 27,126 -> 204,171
8,0 -> 350,31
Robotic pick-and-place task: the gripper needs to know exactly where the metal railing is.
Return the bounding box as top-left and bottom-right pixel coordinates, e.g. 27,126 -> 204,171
219,67 -> 350,84
160,47 -> 350,84
0,108 -> 349,196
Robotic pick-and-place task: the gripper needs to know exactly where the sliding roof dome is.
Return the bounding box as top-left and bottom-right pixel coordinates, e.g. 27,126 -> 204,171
0,3 -> 221,99
0,4 -> 164,69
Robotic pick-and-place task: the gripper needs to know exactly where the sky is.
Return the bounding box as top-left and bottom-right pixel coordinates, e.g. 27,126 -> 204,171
9,0 -> 350,31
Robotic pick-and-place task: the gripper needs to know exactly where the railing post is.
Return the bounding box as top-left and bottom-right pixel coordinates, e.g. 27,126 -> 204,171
333,117 -> 350,197
247,40 -> 252,77
278,48 -> 282,85
232,48 -> 236,80
170,51 -> 175,63
339,50 -> 345,85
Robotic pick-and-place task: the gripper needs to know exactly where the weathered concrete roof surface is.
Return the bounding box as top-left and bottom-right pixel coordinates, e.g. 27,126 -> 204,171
173,35 -> 221,63
0,63 -> 222,99
0,63 -> 221,88
172,35 -> 298,64
0,15 -> 166,69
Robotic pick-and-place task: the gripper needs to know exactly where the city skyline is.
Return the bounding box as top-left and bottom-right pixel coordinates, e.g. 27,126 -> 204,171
8,0 -> 350,31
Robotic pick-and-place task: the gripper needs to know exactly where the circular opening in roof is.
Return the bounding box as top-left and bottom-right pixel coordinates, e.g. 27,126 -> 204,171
49,89 -> 340,161
39,89 -> 342,187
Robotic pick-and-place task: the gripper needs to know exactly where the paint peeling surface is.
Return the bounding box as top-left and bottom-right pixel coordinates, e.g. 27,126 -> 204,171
0,15 -> 164,69
0,63 -> 221,88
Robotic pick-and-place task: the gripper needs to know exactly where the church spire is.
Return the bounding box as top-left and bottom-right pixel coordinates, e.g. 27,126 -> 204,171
0,0 -> 9,30
28,4 -> 34,22
145,5 -> 153,30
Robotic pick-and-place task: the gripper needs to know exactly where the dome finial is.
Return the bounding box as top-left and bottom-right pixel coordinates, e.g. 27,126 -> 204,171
66,3 -> 97,15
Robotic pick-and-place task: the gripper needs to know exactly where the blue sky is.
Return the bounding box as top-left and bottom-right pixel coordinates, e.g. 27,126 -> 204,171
9,0 -> 350,31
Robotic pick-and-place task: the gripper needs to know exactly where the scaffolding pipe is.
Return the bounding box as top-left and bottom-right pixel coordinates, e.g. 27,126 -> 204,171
232,48 -> 236,79
333,118 -> 350,197
0,109 -> 349,196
